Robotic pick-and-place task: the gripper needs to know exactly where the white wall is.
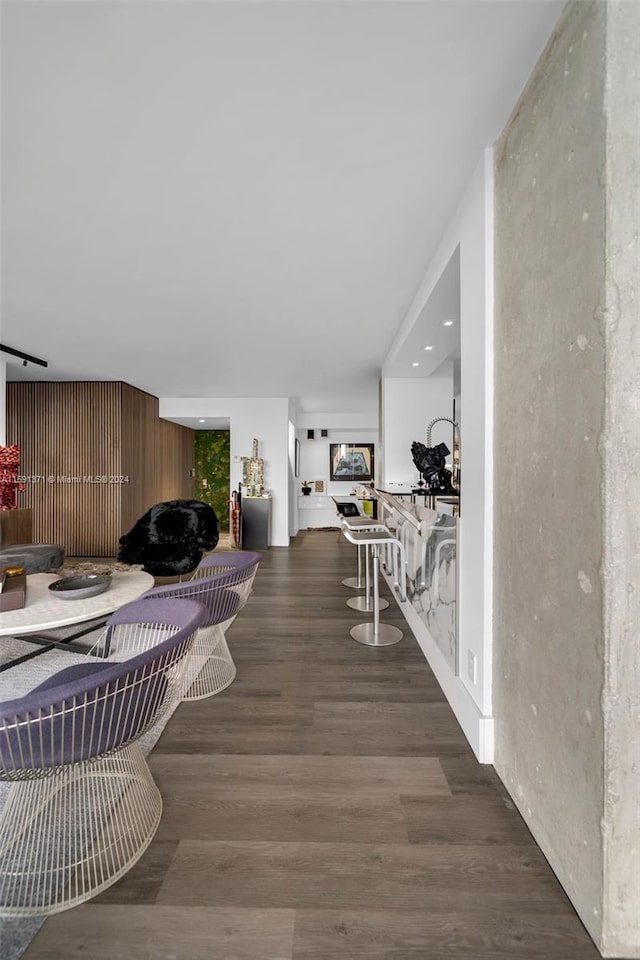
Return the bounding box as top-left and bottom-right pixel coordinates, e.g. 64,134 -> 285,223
294,412 -> 378,498
380,365 -> 454,489
159,397 -> 290,546
296,413 -> 377,432
288,420 -> 298,537
288,400 -> 299,537
381,149 -> 494,761
297,428 -> 378,497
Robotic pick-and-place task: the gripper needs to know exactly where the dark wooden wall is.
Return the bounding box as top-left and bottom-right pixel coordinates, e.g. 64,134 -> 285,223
0,508 -> 33,547
120,384 -> 194,534
7,382 -> 194,556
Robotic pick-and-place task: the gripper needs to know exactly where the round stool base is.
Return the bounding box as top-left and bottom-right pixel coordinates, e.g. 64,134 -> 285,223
346,596 -> 389,612
342,576 -> 364,589
350,622 -> 403,646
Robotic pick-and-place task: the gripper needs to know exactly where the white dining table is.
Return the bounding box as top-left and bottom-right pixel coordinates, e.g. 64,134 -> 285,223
0,571 -> 154,637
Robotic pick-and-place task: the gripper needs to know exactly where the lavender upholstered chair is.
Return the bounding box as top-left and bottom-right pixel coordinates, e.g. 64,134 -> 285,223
140,551 -> 261,700
0,598 -> 205,916
190,550 -> 261,619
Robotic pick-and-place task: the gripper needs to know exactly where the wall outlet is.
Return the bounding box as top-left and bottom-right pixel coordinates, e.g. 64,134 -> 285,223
467,650 -> 477,684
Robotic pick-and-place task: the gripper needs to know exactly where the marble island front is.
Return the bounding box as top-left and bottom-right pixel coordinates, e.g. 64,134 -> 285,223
374,490 -> 458,672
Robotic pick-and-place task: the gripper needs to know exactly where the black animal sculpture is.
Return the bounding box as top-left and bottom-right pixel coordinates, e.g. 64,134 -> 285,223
118,499 -> 219,576
410,441 -> 455,494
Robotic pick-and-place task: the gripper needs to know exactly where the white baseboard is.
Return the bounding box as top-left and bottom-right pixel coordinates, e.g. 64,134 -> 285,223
381,567 -> 494,764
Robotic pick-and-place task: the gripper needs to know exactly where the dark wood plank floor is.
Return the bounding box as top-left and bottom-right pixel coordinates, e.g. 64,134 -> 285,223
24,531 -> 600,959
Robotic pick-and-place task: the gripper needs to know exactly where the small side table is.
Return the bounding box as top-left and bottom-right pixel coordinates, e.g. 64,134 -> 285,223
241,496 -> 271,549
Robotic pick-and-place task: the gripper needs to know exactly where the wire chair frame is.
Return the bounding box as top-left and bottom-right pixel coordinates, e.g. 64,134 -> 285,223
0,598 -> 205,916
141,552 -> 261,701
189,550 -> 260,616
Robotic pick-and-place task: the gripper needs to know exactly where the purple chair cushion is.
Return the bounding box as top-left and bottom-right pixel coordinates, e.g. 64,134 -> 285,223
141,584 -> 241,628
0,597 -> 206,771
196,551 -> 261,573
1,660 -> 169,770
32,660 -> 112,693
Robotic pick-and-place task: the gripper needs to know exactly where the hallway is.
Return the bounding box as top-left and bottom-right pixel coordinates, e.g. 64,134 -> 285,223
24,532 -> 599,959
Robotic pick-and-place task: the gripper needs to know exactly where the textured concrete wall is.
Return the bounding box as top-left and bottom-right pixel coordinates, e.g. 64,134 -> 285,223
601,2 -> 640,955
494,0 -> 608,947
495,1 -> 640,954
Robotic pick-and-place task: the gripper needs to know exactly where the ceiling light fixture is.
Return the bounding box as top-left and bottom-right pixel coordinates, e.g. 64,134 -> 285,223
412,362 -> 420,367
424,346 -> 433,351
199,419 -> 205,423
0,342 -> 48,368
443,320 -> 454,327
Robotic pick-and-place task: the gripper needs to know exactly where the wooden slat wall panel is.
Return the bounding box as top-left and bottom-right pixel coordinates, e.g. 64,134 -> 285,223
7,382 -> 122,556
0,508 -> 33,546
152,416 -> 194,507
120,384 -> 157,536
8,382 -> 194,555
120,383 -> 194,537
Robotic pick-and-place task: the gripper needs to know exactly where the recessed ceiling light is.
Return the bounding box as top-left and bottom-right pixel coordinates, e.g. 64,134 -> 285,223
199,419 -> 205,423
443,320 -> 454,327
424,345 -> 433,351
411,362 -> 420,367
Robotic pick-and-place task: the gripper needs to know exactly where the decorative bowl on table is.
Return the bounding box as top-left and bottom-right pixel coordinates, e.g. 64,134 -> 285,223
48,573 -> 112,600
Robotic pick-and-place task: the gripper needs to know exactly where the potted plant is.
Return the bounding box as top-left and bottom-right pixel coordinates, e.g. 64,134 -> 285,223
301,480 -> 313,496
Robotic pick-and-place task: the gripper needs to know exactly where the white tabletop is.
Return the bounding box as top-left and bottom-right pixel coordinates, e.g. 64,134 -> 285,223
0,571 -> 154,636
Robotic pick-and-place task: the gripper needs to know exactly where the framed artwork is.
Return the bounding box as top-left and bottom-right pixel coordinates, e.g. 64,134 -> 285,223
294,438 -> 300,477
314,479 -> 325,494
329,443 -> 374,482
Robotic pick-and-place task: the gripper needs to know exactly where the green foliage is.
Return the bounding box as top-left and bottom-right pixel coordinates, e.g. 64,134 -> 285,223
194,431 -> 230,531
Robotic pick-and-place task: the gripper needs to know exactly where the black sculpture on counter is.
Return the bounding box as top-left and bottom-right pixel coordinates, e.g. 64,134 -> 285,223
411,440 -> 455,494
411,417 -> 460,496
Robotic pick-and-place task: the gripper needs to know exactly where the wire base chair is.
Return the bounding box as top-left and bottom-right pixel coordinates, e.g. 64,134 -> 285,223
141,551 -> 261,700
0,597 -> 205,916
181,624 -> 236,701
0,742 -> 160,915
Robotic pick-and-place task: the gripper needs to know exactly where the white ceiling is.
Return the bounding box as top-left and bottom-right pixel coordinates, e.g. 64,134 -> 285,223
1,0 -> 563,413
383,245 -> 460,379
194,417 -> 231,431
